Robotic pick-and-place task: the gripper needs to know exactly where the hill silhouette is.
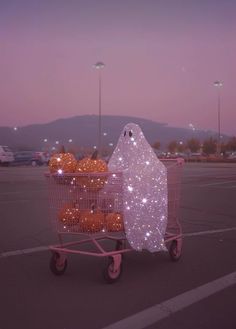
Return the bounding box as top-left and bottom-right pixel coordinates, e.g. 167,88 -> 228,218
0,115 -> 218,151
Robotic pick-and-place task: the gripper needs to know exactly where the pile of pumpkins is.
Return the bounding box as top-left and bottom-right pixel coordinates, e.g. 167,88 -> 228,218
49,147 -> 108,189
49,147 -> 124,233
58,202 -> 124,233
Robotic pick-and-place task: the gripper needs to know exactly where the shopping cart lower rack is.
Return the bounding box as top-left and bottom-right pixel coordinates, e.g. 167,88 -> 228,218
45,158 -> 184,283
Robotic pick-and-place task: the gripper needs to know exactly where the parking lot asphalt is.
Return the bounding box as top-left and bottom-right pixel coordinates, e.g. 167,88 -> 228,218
0,163 -> 236,329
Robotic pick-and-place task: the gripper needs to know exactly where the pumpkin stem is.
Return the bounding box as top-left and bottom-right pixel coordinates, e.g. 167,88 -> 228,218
59,145 -> 66,153
91,203 -> 96,213
91,150 -> 98,160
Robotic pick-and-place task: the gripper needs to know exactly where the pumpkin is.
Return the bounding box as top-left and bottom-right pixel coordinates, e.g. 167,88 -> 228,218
75,150 -> 108,189
58,203 -> 80,227
79,205 -> 105,233
49,146 -> 77,174
105,212 -> 124,232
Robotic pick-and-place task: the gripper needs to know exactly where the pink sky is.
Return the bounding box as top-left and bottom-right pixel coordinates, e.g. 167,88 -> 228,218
0,0 -> 235,135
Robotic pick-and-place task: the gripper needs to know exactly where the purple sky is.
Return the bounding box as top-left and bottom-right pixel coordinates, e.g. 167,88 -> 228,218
0,0 -> 235,135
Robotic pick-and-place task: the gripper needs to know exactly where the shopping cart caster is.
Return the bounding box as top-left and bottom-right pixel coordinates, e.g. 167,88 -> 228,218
50,252 -> 67,275
169,239 -> 182,262
103,255 -> 123,283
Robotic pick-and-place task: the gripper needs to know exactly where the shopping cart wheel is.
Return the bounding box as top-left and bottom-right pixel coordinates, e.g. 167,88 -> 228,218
169,240 -> 182,262
50,252 -> 67,275
103,255 -> 123,283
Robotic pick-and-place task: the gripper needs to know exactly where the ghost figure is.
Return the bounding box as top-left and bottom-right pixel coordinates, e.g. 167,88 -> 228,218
108,123 -> 168,252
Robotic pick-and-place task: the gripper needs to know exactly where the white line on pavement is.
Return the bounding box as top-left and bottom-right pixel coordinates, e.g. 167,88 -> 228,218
0,226 -> 236,259
199,180 -> 236,187
0,246 -> 49,258
102,271 -> 236,329
183,227 -> 236,237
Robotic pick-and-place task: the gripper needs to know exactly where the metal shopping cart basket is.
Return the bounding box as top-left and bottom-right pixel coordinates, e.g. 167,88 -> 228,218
45,158 -> 184,283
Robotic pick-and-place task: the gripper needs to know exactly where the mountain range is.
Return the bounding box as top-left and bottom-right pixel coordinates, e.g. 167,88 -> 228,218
0,115 -> 222,151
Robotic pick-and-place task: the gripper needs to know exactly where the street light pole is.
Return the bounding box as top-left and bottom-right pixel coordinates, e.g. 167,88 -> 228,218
93,61 -> 105,154
213,81 -> 223,156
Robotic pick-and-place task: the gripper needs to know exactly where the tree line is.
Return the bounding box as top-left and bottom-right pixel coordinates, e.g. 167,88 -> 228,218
153,136 -> 236,155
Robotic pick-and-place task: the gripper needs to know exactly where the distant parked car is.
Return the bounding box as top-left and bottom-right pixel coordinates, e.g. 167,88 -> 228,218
33,152 -> 50,166
188,152 -> 207,162
0,145 -> 15,166
13,151 -> 48,166
228,152 -> 236,160
153,150 -> 167,159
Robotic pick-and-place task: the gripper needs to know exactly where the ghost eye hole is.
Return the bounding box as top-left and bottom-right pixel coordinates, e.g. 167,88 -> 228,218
129,131 -> 133,137
124,131 -> 126,136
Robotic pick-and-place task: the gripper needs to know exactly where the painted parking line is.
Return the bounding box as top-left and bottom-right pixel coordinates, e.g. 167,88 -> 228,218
183,227 -> 236,237
102,271 -> 236,329
0,227 -> 236,259
0,245 -> 49,258
198,180 -> 236,187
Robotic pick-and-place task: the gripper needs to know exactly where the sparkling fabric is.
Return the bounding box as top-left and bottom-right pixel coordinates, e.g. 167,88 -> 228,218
108,123 -> 168,252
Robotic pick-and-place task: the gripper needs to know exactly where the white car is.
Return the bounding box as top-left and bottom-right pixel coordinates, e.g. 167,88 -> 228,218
228,152 -> 236,159
0,145 -> 15,166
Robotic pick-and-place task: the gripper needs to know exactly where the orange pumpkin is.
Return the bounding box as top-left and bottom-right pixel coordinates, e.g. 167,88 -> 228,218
105,212 -> 124,232
49,146 -> 77,174
58,203 -> 80,227
79,205 -> 105,233
75,150 -> 108,189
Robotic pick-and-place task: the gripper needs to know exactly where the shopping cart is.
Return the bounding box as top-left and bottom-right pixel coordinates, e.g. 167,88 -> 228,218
45,158 -> 184,283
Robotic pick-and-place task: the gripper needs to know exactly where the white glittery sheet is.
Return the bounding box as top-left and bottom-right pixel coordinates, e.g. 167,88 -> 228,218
108,123 -> 168,252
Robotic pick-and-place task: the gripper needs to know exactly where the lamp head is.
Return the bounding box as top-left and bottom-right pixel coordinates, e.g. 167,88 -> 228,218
214,81 -> 223,87
94,62 -> 105,69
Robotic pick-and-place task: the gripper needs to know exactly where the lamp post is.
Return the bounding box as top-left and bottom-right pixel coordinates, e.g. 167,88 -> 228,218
213,80 -> 223,156
93,61 -> 105,154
